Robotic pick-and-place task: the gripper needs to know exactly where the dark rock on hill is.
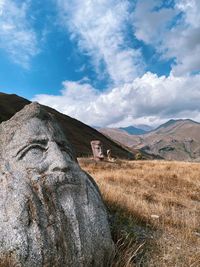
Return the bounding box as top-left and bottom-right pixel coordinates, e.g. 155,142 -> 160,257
0,93 -> 133,159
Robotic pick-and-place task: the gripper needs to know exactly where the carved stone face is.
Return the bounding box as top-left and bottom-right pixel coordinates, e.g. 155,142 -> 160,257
91,140 -> 104,161
0,103 -> 114,266
5,117 -> 80,186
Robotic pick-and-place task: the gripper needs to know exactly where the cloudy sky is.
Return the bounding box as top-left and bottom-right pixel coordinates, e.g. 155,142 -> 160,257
1,0 -> 200,127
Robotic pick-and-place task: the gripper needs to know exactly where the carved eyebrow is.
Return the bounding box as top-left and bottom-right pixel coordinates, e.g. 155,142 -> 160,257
29,139 -> 48,145
16,139 -> 48,157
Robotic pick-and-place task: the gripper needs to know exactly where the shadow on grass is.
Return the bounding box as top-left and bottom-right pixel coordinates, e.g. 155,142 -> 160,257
108,204 -> 161,267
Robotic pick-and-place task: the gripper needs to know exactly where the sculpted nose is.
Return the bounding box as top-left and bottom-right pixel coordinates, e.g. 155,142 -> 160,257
49,143 -> 69,172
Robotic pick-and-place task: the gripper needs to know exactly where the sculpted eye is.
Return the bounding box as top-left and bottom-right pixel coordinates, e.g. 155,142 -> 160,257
18,145 -> 47,161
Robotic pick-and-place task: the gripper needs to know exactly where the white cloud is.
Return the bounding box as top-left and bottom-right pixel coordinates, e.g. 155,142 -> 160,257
133,0 -> 176,44
0,0 -> 39,68
133,0 -> 200,76
32,1 -> 200,128
169,0 -> 200,75
56,0 -> 144,85
0,0 -> 5,15
176,0 -> 200,27
33,72 -> 200,127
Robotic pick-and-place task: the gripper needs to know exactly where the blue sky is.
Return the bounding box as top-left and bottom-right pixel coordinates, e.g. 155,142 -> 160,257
0,0 -> 200,127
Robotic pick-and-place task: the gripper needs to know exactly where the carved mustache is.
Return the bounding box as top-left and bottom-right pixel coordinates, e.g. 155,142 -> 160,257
38,172 -> 82,186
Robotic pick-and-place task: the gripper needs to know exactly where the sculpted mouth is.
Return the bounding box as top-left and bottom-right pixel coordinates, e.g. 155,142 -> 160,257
40,172 -> 81,186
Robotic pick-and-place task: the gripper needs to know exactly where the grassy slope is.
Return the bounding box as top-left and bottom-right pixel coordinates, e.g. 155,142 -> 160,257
79,159 -> 200,267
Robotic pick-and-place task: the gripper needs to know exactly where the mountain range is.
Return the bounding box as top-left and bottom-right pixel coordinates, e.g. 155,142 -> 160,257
2,92 -> 200,161
100,119 -> 200,161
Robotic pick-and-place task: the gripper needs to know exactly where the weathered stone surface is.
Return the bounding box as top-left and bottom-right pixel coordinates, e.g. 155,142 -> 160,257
0,102 -> 114,267
90,140 -> 104,161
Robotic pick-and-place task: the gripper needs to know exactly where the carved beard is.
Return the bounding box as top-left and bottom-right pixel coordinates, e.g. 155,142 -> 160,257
0,167 -> 113,267
24,168 -> 90,266
25,173 -> 88,266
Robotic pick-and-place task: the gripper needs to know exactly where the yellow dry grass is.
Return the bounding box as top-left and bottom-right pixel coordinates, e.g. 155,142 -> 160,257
79,159 -> 200,267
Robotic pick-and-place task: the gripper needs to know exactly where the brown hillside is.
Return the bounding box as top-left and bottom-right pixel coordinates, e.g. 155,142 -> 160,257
99,120 -> 200,161
138,119 -> 200,161
99,128 -> 162,160
100,127 -> 142,147
0,92 -> 133,159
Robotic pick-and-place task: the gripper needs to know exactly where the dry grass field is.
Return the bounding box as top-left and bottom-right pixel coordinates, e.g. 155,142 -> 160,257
79,159 -> 200,267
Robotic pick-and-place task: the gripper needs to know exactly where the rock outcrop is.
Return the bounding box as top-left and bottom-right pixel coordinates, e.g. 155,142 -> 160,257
0,102 -> 114,266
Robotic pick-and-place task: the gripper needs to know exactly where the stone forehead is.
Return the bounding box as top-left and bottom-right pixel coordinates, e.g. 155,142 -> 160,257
2,102 -> 52,127
91,140 -> 102,145
0,103 -> 53,141
0,102 -> 72,157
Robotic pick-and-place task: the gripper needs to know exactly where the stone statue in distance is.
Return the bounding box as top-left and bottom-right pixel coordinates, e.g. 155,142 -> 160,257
90,140 -> 104,161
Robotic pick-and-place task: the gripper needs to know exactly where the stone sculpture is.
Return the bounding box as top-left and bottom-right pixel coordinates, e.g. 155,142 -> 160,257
0,103 -> 114,267
106,149 -> 116,162
90,140 -> 104,161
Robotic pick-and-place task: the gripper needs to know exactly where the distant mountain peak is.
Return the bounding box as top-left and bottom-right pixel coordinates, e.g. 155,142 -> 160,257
154,119 -> 200,131
120,126 -> 147,135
